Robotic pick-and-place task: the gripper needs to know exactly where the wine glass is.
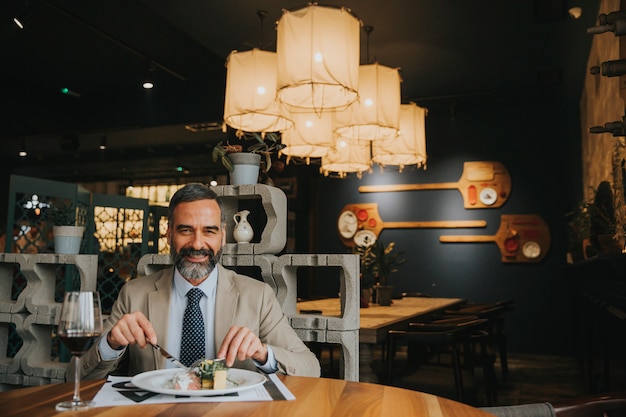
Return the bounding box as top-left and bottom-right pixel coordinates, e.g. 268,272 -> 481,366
56,291 -> 103,411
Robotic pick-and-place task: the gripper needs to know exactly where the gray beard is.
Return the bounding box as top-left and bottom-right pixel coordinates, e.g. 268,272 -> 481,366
173,247 -> 222,281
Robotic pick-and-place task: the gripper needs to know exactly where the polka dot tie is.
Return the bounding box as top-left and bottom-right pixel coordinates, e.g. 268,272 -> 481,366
180,288 -> 205,367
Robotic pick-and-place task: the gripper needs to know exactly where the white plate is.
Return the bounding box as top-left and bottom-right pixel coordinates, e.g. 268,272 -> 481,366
131,368 -> 267,397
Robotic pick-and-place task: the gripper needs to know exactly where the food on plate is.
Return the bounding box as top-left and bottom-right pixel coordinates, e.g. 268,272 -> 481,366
171,359 -> 230,390
172,371 -> 201,390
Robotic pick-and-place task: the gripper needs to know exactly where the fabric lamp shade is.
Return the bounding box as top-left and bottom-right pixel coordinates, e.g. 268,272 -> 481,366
335,63 -> 401,141
281,111 -> 334,159
372,103 -> 428,169
321,138 -> 371,178
276,4 -> 360,112
223,49 -> 292,133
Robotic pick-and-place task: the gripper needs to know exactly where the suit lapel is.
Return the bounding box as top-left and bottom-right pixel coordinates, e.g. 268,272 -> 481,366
148,269 -> 174,368
214,265 -> 238,354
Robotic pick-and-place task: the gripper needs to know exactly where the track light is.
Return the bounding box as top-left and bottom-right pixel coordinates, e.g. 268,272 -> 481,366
99,134 -> 107,150
13,5 -> 34,30
142,62 -> 155,89
18,139 -> 27,157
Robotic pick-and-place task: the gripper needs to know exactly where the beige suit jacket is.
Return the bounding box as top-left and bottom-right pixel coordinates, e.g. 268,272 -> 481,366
78,264 -> 320,379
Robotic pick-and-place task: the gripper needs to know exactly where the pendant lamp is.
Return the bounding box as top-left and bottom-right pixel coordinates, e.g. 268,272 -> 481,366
281,111 -> 334,160
372,103 -> 428,170
321,138 -> 371,178
335,63 -> 401,141
223,48 -> 292,133
276,4 -> 361,112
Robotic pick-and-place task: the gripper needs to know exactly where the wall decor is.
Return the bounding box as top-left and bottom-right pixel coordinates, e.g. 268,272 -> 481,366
358,161 -> 511,209
337,203 -> 487,247
439,214 -> 551,263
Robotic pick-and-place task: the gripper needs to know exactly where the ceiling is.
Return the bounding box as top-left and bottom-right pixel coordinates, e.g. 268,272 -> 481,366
0,0 -> 601,184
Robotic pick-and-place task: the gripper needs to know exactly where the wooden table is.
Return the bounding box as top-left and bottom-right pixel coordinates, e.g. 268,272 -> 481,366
297,297 -> 465,382
0,375 -> 495,417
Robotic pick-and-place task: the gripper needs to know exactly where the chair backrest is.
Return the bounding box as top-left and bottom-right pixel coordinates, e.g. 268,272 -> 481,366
480,403 -> 556,417
552,391 -> 626,417
481,391 -> 626,417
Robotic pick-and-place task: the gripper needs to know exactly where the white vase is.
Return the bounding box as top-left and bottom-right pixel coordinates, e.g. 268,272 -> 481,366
53,226 -> 85,254
233,210 -> 254,243
229,153 -> 261,185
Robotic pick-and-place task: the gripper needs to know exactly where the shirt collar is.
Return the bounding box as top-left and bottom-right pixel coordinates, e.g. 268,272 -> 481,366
173,265 -> 218,298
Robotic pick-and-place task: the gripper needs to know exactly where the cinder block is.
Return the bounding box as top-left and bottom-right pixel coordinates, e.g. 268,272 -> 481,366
326,330 -> 359,381
212,184 -> 287,255
0,254 -> 30,313
0,313 -> 27,376
21,316 -> 56,376
136,254 -> 173,276
6,254 -> 98,317
221,254 -> 279,293
292,328 -> 327,343
22,375 -> 51,386
273,253 -> 360,331
0,373 -> 24,385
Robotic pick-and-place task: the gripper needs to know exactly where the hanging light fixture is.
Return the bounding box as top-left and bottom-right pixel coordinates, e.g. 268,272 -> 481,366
335,26 -> 401,142
223,11 -> 292,133
281,111 -> 334,161
372,103 -> 428,170
276,4 -> 361,113
320,138 -> 371,178
335,62 -> 401,141
223,48 -> 292,133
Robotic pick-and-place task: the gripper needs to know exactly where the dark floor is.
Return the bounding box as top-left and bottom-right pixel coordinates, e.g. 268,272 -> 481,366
316,345 -> 626,408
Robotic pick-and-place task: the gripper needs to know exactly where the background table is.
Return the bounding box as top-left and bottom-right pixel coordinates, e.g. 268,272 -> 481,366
297,296 -> 465,381
0,375 -> 495,417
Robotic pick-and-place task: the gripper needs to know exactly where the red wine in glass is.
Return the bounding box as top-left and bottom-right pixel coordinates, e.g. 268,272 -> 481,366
56,291 -> 103,412
59,332 -> 100,356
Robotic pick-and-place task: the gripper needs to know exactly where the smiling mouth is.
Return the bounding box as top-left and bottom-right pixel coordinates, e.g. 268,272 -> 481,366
186,254 -> 208,262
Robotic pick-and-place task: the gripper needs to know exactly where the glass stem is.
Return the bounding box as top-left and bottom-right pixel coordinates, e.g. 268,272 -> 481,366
72,356 -> 82,404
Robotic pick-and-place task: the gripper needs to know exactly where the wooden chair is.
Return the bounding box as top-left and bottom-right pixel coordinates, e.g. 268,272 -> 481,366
443,299 -> 514,381
480,391 -> 626,417
386,317 -> 494,405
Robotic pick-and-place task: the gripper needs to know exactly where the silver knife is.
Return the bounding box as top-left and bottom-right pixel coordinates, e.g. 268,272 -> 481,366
150,343 -> 188,371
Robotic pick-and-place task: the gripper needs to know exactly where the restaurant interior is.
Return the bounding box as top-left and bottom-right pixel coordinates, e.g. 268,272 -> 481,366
1,0 -> 626,411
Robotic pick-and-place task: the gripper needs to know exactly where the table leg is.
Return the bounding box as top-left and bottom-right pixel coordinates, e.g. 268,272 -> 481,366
359,343 -> 379,383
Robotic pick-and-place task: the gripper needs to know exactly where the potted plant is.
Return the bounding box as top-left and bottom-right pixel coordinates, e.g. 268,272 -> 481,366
212,130 -> 285,185
589,181 -> 621,255
353,244 -> 377,307
565,200 -> 592,262
48,202 -> 84,255
361,239 -> 406,306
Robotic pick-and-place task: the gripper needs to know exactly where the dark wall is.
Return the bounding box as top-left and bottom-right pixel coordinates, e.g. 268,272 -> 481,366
312,96 -> 583,355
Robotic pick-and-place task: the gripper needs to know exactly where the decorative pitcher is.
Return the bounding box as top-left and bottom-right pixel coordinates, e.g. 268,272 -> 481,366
233,210 -> 254,243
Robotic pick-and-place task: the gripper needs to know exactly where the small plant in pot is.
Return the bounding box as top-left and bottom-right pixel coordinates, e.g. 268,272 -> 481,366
48,202 -> 85,255
362,239 -> 406,306
353,244 -> 377,307
589,181 -> 621,255
212,131 -> 285,185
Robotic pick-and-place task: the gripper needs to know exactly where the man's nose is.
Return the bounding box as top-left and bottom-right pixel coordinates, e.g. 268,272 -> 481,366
190,232 -> 206,249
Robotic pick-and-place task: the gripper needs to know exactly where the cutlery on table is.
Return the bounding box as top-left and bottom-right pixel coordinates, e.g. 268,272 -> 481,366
150,343 -> 189,371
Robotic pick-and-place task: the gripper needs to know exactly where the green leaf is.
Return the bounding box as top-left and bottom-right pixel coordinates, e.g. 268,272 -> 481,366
221,155 -> 234,171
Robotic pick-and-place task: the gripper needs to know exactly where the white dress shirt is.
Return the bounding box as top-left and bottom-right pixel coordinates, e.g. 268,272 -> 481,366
98,266 -> 277,373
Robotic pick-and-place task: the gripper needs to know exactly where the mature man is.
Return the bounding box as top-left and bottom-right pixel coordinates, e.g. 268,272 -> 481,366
75,183 -> 320,379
